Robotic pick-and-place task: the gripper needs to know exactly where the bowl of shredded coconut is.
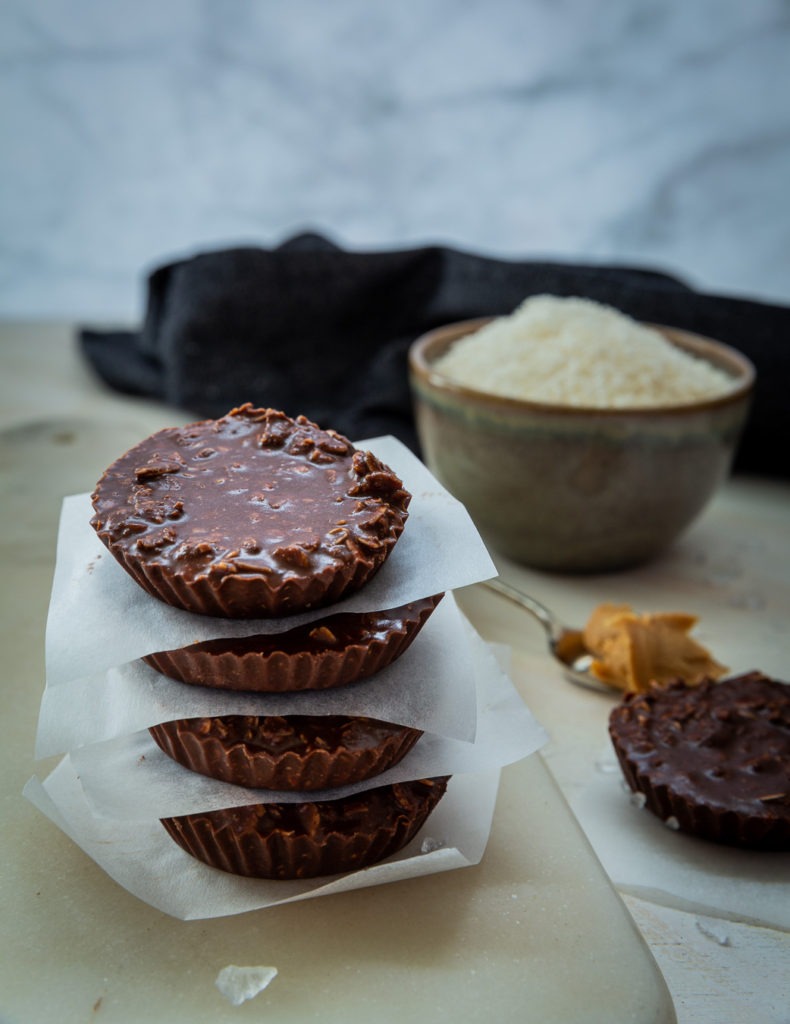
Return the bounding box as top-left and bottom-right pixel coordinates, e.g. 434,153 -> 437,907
409,295 -> 755,572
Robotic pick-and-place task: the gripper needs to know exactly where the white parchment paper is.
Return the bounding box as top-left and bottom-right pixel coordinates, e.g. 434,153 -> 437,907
573,750 -> 790,932
28,437 -> 545,920
36,594 -> 478,757
45,437 -> 496,685
70,627 -> 545,818
24,764 -> 502,921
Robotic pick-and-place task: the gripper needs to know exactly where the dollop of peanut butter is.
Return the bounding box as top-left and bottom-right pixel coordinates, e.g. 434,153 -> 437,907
583,602 -> 727,692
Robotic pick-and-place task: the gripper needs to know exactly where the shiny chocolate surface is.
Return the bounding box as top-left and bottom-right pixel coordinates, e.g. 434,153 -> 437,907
90,405 -> 411,615
610,672 -> 790,846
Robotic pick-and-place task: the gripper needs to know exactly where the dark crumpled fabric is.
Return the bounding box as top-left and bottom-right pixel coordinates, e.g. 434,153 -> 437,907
80,232 -> 789,477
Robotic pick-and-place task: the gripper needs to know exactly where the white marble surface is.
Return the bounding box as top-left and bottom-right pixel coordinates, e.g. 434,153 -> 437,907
2,0 -> 789,321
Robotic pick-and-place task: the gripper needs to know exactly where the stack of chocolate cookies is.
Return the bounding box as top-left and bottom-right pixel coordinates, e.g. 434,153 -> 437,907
88,405 -> 449,880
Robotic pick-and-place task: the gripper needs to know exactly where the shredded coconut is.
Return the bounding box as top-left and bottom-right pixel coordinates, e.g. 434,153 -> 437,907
433,295 -> 735,408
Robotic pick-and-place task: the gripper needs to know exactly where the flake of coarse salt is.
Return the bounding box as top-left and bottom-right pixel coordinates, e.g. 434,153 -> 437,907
695,918 -> 732,947
215,965 -> 278,1006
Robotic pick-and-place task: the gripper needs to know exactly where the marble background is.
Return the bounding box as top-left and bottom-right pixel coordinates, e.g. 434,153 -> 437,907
2,0 -> 789,322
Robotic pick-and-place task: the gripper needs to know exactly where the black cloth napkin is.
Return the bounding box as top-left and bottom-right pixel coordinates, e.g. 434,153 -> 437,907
81,233 -> 789,478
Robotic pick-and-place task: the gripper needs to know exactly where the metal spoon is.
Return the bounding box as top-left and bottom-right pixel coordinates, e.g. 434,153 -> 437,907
481,577 -> 613,694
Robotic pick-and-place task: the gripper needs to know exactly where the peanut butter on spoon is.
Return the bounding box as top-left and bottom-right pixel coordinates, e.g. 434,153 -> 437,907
583,602 -> 727,693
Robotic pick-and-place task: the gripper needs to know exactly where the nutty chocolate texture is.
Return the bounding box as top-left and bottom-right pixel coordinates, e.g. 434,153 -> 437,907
149,713 -> 424,790
161,777 -> 449,879
160,714 -> 415,755
90,405 -> 411,617
609,672 -> 790,849
143,594 -> 443,692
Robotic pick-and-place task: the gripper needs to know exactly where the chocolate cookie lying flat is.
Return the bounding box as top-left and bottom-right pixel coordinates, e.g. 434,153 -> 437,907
609,672 -> 790,849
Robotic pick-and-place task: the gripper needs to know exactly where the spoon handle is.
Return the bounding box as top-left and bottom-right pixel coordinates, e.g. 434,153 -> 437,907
481,578 -> 565,644
481,577 -> 613,695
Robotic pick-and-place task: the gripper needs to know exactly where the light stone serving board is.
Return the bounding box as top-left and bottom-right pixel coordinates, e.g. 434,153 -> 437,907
0,388 -> 675,1022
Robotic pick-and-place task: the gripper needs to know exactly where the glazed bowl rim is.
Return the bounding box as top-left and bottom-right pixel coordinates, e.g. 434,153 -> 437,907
409,317 -> 756,418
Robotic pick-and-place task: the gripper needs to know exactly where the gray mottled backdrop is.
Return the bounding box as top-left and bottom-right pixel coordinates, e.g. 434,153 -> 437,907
2,0 -> 789,320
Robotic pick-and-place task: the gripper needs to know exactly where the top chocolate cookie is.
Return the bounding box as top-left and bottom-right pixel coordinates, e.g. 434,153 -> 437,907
90,405 -> 411,617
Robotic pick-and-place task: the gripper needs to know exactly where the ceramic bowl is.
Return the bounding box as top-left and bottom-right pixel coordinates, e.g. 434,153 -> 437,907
408,318 -> 755,573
